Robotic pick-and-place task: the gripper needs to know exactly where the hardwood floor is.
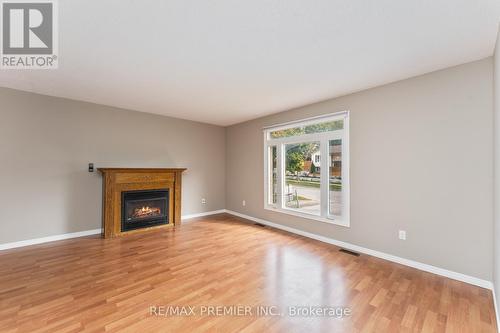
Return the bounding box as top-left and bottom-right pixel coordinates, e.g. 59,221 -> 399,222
0,214 -> 497,333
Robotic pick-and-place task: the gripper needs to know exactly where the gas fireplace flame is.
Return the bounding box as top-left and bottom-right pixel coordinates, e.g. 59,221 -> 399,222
132,206 -> 161,219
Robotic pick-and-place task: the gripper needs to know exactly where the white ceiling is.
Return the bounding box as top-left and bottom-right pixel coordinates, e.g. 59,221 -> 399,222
1,1 -> 499,126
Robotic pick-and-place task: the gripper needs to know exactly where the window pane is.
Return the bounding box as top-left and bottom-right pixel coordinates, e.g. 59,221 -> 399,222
270,119 -> 343,139
268,146 -> 277,205
284,142 -> 320,216
329,139 -> 342,216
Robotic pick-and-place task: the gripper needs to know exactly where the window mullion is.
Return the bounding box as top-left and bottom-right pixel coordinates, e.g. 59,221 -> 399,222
264,144 -> 269,206
319,138 -> 329,218
276,144 -> 283,209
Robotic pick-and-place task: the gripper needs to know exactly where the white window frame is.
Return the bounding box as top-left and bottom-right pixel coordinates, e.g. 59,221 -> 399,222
263,111 -> 350,227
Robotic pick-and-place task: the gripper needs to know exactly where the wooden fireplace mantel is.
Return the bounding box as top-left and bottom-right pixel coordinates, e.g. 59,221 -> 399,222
99,168 -> 186,238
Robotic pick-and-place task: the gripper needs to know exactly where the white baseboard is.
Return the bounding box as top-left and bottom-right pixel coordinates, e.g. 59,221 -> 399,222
0,229 -> 103,251
225,210 -> 493,290
181,209 -> 226,220
0,210 -> 227,251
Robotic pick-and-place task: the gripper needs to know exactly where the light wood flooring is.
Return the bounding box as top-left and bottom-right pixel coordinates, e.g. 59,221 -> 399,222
0,214 -> 497,332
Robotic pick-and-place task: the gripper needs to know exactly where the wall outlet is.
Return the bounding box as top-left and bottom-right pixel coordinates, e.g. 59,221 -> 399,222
399,230 -> 406,240
242,200 -> 246,206
201,198 -> 207,204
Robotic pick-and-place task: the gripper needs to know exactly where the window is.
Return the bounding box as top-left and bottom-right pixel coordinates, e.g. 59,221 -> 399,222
264,112 -> 349,226
284,141 -> 320,216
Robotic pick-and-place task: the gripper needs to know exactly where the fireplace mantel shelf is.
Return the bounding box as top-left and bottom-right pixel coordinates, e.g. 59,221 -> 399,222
98,168 -> 187,173
99,168 -> 186,238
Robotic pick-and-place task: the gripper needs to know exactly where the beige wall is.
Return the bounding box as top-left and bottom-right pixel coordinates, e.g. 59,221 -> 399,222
493,26 -> 500,305
226,58 -> 494,280
0,88 -> 225,244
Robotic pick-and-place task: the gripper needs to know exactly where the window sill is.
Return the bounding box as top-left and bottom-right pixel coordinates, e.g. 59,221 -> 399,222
264,206 -> 350,227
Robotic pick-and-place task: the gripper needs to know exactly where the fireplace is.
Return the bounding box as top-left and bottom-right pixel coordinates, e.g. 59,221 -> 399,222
99,168 -> 185,238
121,189 -> 169,232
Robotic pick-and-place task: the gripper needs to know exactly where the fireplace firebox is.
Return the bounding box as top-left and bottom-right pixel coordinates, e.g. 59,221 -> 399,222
121,189 -> 169,232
